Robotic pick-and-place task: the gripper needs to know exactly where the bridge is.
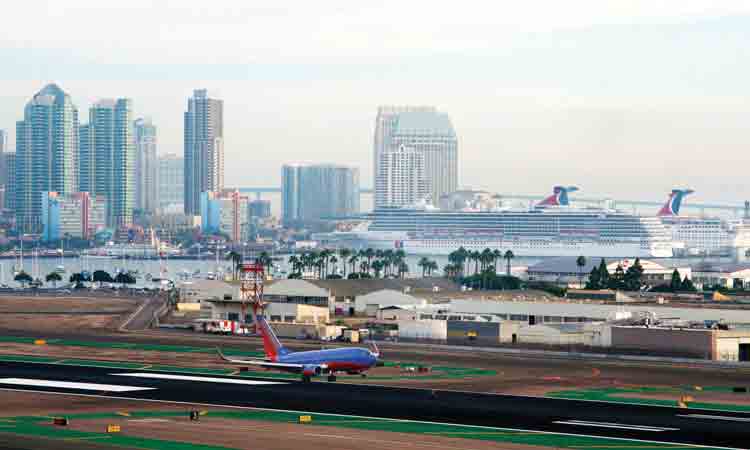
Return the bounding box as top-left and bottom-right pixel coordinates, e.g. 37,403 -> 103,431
237,187 -> 747,216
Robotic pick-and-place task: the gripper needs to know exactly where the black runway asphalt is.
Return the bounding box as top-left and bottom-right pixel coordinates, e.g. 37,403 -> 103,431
0,360 -> 746,449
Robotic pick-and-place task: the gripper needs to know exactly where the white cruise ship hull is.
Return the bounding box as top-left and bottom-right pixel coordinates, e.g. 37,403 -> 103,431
315,232 -> 672,258
401,239 -> 672,258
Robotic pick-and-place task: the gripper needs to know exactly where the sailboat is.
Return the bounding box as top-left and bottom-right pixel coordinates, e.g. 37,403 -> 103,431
54,240 -> 65,274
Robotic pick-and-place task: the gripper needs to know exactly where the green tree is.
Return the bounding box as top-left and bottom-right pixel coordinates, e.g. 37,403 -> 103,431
45,271 -> 62,288
585,266 -> 601,289
681,276 -> 696,292
576,256 -> 587,287
14,271 -> 32,288
93,270 -> 114,286
624,258 -> 644,291
69,272 -> 88,288
670,269 -> 682,291
608,264 -> 625,290
115,272 -> 136,286
597,259 -> 610,288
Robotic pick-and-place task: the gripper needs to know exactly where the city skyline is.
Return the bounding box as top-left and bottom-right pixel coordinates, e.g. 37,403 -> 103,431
2,3 -> 750,205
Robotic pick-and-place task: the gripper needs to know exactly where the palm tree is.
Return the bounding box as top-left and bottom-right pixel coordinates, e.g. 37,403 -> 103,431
481,248 -> 493,272
418,257 -> 430,277
348,254 -> 359,275
397,261 -> 409,278
338,248 -> 351,277
329,256 -> 338,277
471,251 -> 481,275
492,249 -> 502,273
226,251 -> 242,280
503,250 -> 515,276
427,260 -> 438,276
288,255 -> 302,276
364,248 -> 375,270
576,255 -> 587,288
258,251 -> 273,274
372,260 -> 384,278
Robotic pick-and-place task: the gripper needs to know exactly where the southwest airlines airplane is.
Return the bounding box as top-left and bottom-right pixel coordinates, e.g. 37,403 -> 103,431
218,306 -> 380,382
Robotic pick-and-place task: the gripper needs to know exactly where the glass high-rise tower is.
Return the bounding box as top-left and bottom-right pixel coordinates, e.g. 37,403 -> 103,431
184,89 -> 223,215
16,84 -> 79,232
79,98 -> 135,227
282,163 -> 359,226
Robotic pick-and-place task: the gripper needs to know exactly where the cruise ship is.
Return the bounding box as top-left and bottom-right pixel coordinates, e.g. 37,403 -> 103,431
657,189 -> 750,257
314,187 -> 675,258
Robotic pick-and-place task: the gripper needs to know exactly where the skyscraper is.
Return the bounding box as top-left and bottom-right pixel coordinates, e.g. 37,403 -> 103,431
4,153 -> 15,211
373,106 -> 458,207
158,153 -> 184,212
282,163 -> 359,225
184,89 -> 223,215
81,98 -> 135,227
376,145 -> 427,207
16,84 -> 79,232
0,129 -> 6,187
134,118 -> 158,214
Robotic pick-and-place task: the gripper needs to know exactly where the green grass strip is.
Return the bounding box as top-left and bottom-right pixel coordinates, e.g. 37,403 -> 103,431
547,387 -> 750,413
12,409 -> 722,450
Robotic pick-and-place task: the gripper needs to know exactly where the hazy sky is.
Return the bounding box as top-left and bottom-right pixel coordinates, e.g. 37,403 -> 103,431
2,1 -> 750,206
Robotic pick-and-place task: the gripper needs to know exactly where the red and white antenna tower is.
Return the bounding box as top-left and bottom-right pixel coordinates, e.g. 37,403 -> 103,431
239,261 -> 265,326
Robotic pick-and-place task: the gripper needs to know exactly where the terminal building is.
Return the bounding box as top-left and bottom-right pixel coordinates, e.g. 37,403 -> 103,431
527,257 -> 690,288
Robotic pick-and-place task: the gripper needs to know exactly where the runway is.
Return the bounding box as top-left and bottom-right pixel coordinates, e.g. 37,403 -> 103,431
0,360 -> 746,449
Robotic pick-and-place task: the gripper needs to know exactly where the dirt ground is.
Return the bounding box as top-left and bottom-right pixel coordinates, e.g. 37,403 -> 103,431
0,295 -> 141,333
69,417 -> 548,450
1,391 -> 547,450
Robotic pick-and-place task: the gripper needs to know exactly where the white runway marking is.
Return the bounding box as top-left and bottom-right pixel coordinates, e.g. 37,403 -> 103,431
113,372 -> 284,385
553,420 -> 678,432
0,378 -> 155,392
678,414 -> 750,422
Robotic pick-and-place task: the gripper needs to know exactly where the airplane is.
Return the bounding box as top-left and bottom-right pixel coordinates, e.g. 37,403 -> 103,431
218,301 -> 380,382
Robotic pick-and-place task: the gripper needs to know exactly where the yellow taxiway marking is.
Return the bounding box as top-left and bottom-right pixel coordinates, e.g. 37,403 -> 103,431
116,411 -> 131,417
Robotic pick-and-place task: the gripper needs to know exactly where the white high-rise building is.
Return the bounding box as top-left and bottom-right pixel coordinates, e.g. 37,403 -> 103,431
134,118 -> 158,214
373,106 -> 457,208
376,145 -> 427,208
184,89 -> 223,215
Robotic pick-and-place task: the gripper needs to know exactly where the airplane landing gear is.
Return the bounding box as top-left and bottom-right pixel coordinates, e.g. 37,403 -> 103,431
302,374 -> 311,383
327,374 -> 337,382
361,373 -> 367,378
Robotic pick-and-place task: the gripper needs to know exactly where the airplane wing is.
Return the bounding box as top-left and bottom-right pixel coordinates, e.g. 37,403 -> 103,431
217,348 -> 309,373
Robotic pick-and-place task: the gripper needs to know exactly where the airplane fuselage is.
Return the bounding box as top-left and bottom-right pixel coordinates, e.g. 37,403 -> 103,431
276,347 -> 377,373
